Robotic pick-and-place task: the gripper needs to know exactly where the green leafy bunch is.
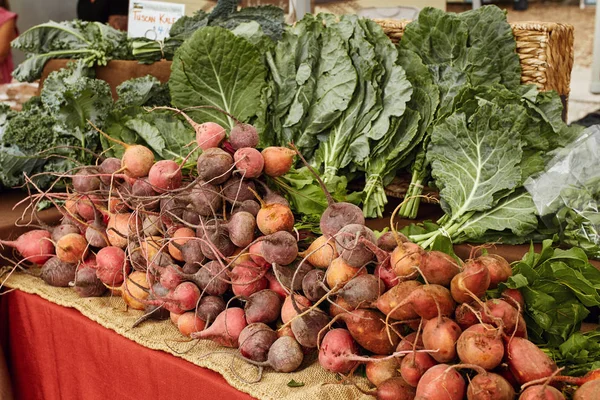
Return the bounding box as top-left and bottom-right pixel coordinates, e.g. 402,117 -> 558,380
12,20 -> 129,82
0,61 -> 112,189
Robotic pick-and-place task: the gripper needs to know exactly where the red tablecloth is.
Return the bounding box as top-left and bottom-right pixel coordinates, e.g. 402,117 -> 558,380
0,290 -> 255,400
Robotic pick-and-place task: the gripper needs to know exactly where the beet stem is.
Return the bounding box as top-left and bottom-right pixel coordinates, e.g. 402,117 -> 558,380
288,143 -> 334,206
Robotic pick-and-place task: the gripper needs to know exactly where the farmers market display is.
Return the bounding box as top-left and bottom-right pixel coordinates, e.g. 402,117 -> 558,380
1,3 -> 600,400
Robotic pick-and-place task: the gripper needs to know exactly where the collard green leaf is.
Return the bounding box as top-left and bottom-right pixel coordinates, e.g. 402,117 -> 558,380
169,27 -> 267,129
362,19 -> 412,142
459,5 -> 521,88
427,103 -> 524,219
296,24 -> 357,146
263,16 -> 323,147
363,109 -> 421,218
316,16 -> 382,180
400,8 -> 468,67
211,5 -> 286,41
231,21 -> 273,50
397,49 -> 440,139
454,190 -> 538,242
400,8 -> 469,115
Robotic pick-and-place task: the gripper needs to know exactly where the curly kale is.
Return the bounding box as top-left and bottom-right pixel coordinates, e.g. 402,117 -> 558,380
40,61 -> 112,157
2,99 -> 57,153
114,75 -> 171,111
0,61 -> 113,189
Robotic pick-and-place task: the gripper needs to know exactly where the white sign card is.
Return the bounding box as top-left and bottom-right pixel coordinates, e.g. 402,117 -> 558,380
128,1 -> 186,41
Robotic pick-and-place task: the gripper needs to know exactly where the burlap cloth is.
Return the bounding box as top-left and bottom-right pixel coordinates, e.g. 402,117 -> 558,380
2,271 -> 371,400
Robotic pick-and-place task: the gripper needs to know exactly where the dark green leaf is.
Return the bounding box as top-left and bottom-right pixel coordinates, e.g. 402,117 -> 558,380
170,27 -> 267,129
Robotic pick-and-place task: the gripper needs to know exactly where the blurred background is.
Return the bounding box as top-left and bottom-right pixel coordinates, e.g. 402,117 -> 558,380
6,0 -> 600,123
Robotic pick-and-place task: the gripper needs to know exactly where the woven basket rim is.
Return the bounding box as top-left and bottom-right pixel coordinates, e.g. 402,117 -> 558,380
372,18 -> 574,32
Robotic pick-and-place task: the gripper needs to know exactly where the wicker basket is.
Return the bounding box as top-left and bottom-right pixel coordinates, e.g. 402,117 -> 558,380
374,19 -> 575,201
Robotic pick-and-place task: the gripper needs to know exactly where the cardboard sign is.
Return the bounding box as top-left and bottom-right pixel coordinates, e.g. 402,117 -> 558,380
128,1 -> 186,41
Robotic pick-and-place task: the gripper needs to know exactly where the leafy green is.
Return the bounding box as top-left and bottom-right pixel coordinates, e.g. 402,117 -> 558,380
0,62 -> 112,189
362,48 -> 439,217
460,6 -> 520,88
169,27 -> 267,130
543,331 -> 600,376
263,14 -> 358,155
41,62 -> 112,142
500,240 -> 600,347
524,126 -> 600,259
452,190 -> 539,243
287,379 -> 305,388
408,99 -> 551,248
131,4 -> 285,64
315,15 -> 381,178
399,8 -> 469,116
398,5 -> 522,219
271,167 -> 361,218
231,22 -> 274,51
101,77 -> 196,164
12,20 -> 129,82
114,75 -> 170,111
429,103 -> 524,218
211,6 -> 285,41
170,10 -> 209,38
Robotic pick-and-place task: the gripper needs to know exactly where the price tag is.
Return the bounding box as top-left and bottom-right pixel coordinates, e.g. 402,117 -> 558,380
128,1 -> 186,41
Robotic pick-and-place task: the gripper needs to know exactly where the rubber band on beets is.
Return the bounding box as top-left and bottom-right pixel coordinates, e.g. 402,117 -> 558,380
439,227 -> 450,238
409,182 -> 424,189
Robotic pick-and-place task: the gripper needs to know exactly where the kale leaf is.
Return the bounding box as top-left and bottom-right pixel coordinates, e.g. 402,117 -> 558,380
12,20 -> 129,82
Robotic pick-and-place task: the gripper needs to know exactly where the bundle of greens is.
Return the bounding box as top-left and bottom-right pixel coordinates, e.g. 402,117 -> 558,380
397,6 -> 523,219
12,20 -> 130,82
131,3 -> 285,64
261,6 -> 566,220
0,61 -> 112,189
405,83 -> 582,248
260,13 -> 415,217
498,240 -> 600,375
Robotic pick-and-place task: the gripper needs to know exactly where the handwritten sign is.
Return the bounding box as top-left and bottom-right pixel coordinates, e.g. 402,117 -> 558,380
128,1 -> 186,41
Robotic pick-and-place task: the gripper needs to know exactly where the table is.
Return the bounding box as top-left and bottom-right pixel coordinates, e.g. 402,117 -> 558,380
0,290 -> 255,400
1,189 -> 598,400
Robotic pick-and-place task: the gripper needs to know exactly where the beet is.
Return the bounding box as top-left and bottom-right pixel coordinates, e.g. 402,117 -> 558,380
41,257 -> 77,287
196,148 -> 233,184
73,266 -> 107,297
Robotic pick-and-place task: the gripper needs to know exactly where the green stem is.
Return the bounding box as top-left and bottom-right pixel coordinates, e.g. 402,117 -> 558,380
437,214 -> 449,226
398,168 -> 420,217
362,174 -> 385,218
409,229 -> 439,243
